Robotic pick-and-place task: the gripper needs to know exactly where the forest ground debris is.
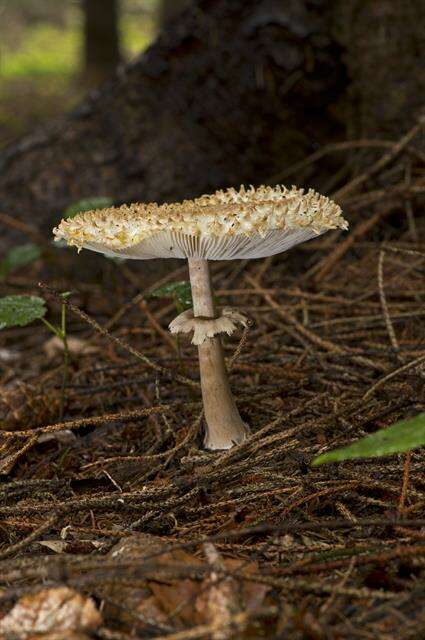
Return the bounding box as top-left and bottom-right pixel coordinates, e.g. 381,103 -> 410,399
0,131 -> 425,637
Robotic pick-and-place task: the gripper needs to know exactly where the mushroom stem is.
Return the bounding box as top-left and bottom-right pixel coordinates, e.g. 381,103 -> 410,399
188,258 -> 249,450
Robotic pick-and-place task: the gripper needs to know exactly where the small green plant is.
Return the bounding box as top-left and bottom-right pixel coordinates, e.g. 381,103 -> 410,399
0,293 -> 72,420
0,244 -> 42,279
150,281 -> 193,314
150,281 -> 193,373
0,295 -> 46,329
64,197 -> 114,219
312,413 -> 425,466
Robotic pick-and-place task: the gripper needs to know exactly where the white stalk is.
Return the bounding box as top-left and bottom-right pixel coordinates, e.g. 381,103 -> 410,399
188,258 -> 249,450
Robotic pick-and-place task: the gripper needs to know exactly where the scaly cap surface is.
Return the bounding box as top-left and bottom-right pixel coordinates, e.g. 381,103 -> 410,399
53,185 -> 348,261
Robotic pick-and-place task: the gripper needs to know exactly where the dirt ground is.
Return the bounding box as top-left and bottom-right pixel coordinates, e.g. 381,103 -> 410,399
0,126 -> 424,639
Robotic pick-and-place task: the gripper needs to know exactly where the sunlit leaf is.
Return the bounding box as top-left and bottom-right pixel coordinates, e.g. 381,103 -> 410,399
151,281 -> 193,311
0,295 -> 46,330
64,197 -> 114,219
0,244 -> 42,278
312,413 -> 425,465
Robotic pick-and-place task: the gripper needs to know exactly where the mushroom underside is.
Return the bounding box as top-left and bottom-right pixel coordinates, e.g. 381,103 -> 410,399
74,227 -> 321,260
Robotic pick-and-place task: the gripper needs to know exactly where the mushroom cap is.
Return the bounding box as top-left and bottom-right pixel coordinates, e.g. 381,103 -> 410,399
53,185 -> 348,261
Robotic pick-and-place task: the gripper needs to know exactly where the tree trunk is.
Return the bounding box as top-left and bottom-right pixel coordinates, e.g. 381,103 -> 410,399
83,0 -> 121,82
333,0 -> 425,141
158,0 -> 189,28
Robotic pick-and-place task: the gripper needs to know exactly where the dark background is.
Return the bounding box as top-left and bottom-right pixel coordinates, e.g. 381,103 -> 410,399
0,0 -> 423,239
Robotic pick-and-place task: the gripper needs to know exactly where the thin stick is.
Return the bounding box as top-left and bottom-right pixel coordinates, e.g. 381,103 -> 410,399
333,116 -> 425,200
378,251 -> 399,351
0,211 -> 46,244
398,452 -> 412,514
139,299 -> 178,353
268,140 -> 393,183
38,282 -> 199,389
0,513 -> 59,560
2,405 -> 185,438
363,353 -> 425,400
312,208 -> 390,282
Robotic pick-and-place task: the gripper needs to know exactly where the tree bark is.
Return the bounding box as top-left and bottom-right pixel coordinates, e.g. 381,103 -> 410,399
333,0 -> 425,141
158,0 -> 189,28
0,0 -> 346,240
83,0 -> 121,82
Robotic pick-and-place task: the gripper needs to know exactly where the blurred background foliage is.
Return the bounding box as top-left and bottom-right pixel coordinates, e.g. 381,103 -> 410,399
0,0 -> 187,145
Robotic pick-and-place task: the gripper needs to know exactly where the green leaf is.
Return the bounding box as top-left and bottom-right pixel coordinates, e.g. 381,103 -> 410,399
312,413 -> 425,465
0,244 -> 42,278
151,281 -> 193,311
0,295 -> 47,330
64,197 -> 114,219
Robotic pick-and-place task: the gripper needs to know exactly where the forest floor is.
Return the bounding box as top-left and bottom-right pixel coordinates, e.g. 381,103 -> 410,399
0,6 -> 157,146
0,134 -> 425,639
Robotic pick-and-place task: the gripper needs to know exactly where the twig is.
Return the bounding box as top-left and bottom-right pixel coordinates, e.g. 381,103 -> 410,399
268,140 -> 393,183
363,353 -> 425,400
244,273 -> 383,371
84,410 -> 203,467
2,405 -> 184,438
139,299 -> 178,353
227,324 -> 251,371
0,435 -> 39,474
378,250 -> 399,351
333,116 -> 425,200
398,452 -> 412,514
38,282 -> 199,389
0,211 -> 46,244
0,513 -> 59,560
319,557 -> 356,615
312,208 -> 391,282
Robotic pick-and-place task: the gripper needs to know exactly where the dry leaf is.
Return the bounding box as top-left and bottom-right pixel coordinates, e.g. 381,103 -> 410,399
0,587 -> 102,639
197,543 -> 270,639
37,540 -> 68,554
43,336 -> 98,359
104,534 -> 204,631
203,543 -> 241,640
101,534 -> 269,634
37,430 -> 77,445
37,540 -> 105,554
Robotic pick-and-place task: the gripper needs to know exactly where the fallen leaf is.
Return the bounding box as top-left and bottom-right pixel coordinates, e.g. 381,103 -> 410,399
203,543 -> 241,640
0,587 -> 101,639
101,534 -> 269,634
105,534 -> 203,630
37,430 -> 77,445
37,540 -> 68,554
37,540 -> 105,554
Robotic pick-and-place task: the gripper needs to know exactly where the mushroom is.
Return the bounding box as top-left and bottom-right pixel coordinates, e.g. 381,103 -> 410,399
54,185 -> 347,450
